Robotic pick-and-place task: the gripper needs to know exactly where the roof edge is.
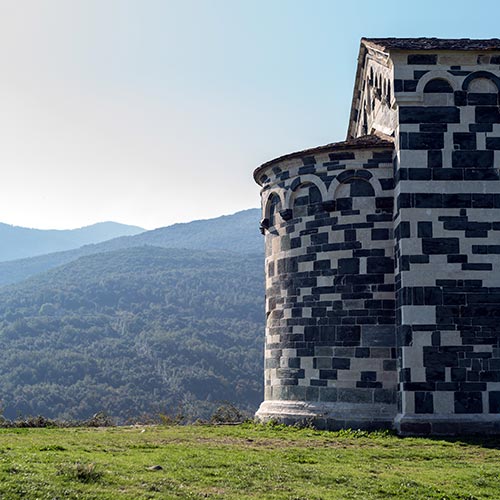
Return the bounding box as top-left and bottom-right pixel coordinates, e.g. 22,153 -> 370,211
347,39 -> 369,140
362,37 -> 500,52
253,133 -> 394,184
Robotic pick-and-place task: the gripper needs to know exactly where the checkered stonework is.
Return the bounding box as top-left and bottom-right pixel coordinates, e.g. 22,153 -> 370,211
254,38 -> 500,435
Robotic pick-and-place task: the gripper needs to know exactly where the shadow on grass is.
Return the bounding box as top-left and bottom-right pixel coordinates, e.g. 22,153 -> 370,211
410,434 -> 500,450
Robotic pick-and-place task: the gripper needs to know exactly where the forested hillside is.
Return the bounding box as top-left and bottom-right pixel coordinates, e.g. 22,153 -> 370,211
0,221 -> 144,262
0,246 -> 264,421
0,209 -> 261,287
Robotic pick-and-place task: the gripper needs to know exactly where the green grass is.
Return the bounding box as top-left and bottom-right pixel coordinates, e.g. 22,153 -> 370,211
0,423 -> 499,499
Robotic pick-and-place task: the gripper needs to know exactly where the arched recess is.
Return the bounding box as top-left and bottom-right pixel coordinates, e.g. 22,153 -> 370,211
462,71 -> 500,92
416,71 -> 458,94
262,190 -> 285,227
424,79 -> 454,93
290,182 -> 324,218
423,78 -> 454,105
285,175 -> 327,208
462,72 -> 500,106
266,193 -> 282,228
332,178 -> 376,212
326,169 -> 382,201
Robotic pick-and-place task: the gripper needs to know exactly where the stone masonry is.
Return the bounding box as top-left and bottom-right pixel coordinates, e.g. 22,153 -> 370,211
254,38 -> 500,435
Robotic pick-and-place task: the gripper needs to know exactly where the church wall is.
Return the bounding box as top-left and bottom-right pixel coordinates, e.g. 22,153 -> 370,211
392,50 -> 500,434
255,146 -> 398,429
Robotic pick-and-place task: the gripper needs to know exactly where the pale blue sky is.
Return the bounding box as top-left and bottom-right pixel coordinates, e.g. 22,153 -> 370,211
1,0 -> 499,229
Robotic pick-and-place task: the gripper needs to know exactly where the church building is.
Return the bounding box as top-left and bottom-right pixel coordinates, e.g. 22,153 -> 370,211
254,38 -> 500,435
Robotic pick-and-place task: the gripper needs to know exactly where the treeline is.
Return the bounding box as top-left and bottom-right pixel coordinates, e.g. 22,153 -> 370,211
0,246 -> 264,421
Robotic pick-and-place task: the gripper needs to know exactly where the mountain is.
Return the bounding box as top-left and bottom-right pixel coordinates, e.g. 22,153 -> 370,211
105,208 -> 262,253
0,209 -> 262,287
0,246 -> 264,421
0,221 -> 145,263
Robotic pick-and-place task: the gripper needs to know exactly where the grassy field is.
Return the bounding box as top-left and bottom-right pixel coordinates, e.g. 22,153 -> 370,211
0,423 -> 499,499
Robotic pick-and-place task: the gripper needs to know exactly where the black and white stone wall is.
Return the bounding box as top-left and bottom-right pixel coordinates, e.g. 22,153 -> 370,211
255,143 -> 398,429
392,51 -> 500,434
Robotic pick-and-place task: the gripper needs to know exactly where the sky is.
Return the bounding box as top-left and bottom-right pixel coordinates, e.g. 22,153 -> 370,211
0,0 -> 499,230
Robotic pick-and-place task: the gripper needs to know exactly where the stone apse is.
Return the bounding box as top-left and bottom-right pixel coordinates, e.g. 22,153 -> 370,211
254,38 -> 500,435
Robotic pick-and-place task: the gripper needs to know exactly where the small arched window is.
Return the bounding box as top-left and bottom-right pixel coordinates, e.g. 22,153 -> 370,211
267,194 -> 281,227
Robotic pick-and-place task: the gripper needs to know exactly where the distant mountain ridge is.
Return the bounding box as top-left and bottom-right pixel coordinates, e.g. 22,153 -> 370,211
0,221 -> 145,263
0,209 -> 262,287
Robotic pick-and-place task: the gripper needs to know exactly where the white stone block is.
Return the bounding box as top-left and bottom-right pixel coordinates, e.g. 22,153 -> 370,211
434,392 -> 454,414
401,306 -> 436,325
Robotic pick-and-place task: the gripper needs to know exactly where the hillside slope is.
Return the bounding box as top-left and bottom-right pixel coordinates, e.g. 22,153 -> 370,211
0,209 -> 262,287
0,246 -> 264,421
0,221 -> 144,262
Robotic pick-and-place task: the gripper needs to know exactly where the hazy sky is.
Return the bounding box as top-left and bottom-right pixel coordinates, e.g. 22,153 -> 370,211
1,0 -> 499,230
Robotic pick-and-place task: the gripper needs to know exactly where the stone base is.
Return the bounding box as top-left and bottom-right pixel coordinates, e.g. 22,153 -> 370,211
256,403 -> 500,435
395,413 -> 500,436
255,400 -> 396,431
